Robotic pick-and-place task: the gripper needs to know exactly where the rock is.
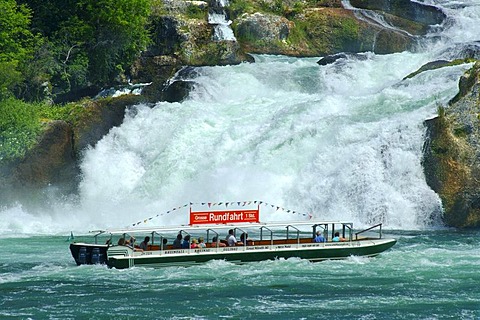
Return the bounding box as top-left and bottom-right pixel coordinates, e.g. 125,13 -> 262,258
423,62 -> 480,228
73,95 -> 143,154
403,60 -> 451,79
234,8 -> 410,56
317,52 -> 368,65
404,58 -> 477,80
349,0 -> 446,26
131,14 -> 251,102
11,120 -> 76,188
438,41 -> 480,61
236,12 -> 292,42
0,120 -> 79,207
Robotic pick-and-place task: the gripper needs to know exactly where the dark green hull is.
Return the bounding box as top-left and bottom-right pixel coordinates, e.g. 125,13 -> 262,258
107,239 -> 396,269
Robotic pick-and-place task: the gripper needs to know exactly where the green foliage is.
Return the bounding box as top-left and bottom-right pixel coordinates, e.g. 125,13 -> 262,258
0,98 -> 42,161
10,0 -> 152,98
0,0 -> 36,99
437,104 -> 446,118
0,97 -> 77,162
228,0 -> 256,18
0,61 -> 23,100
77,0 -> 152,86
185,4 -> 207,20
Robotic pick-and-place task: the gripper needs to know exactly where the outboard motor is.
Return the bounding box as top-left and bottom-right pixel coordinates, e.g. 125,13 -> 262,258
78,247 -> 87,264
91,247 -> 101,264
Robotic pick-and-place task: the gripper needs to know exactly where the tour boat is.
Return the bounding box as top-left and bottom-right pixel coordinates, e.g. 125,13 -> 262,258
69,203 -> 396,269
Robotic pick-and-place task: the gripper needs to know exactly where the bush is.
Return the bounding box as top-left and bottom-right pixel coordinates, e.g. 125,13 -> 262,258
0,97 -> 74,162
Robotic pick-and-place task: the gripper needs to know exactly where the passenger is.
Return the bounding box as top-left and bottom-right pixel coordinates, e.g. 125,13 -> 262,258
190,238 -> 199,249
139,236 -> 150,251
314,231 -> 326,243
226,229 -> 237,246
182,235 -> 191,249
212,236 -> 226,247
117,237 -> 142,251
172,233 -> 183,249
161,238 -> 168,250
198,237 -> 206,248
240,232 -> 253,245
332,232 -> 346,242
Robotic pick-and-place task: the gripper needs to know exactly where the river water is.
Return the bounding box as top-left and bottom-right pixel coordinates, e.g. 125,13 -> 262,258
1,0 -> 480,318
1,231 -> 479,319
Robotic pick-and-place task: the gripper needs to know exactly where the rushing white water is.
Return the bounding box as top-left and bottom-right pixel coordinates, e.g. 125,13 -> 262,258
1,0 -> 479,235
208,0 -> 236,41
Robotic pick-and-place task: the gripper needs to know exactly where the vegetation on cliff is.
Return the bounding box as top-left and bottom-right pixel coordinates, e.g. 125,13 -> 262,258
0,0 -> 152,166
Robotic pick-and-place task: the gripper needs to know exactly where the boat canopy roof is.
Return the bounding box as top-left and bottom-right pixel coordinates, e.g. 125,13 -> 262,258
91,220 -> 355,236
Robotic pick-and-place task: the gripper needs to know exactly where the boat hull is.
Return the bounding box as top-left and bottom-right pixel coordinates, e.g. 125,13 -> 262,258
70,243 -> 109,265
107,238 -> 396,269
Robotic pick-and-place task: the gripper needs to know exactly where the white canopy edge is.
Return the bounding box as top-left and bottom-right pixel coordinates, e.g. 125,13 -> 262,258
90,220 -> 355,235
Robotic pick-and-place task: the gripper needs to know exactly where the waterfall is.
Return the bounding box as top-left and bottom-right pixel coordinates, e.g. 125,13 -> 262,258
1,0 -> 479,235
208,0 -> 236,41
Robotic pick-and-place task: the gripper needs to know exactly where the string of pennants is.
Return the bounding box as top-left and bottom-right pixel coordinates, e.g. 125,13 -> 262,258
130,200 -> 313,227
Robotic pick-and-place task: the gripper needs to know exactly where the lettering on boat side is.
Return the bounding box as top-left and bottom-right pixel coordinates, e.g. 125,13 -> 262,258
165,250 -> 185,255
276,245 -> 292,249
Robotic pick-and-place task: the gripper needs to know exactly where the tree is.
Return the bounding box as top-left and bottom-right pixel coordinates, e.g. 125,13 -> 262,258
0,0 -> 35,99
77,0 -> 152,86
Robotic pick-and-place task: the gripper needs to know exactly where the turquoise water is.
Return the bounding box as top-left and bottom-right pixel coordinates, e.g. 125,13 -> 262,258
1,231 -> 478,319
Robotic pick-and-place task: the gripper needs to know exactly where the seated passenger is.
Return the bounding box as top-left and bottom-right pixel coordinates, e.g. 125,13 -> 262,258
139,236 -> 150,251
172,233 -> 183,249
211,236 -> 226,247
240,232 -> 254,245
190,238 -> 199,249
226,229 -> 243,246
181,235 -> 191,249
117,237 -> 142,251
161,238 -> 168,250
198,237 -> 206,248
314,231 -> 326,243
332,232 -> 346,242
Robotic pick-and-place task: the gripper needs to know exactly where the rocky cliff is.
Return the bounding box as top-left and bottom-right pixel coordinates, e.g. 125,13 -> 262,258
423,62 -> 480,228
131,0 -> 447,102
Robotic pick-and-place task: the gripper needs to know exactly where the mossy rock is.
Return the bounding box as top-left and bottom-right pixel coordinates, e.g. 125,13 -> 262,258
423,63 -> 480,228
70,95 -> 143,154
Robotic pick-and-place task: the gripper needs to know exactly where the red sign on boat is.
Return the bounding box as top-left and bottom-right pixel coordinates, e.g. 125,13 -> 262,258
190,206 -> 260,225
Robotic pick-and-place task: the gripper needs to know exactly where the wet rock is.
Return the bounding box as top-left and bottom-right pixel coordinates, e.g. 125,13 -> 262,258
423,62 -> 480,228
235,12 -> 292,42
403,60 -> 451,79
438,41 -> 480,61
317,52 -> 368,65
349,0 -> 446,26
11,120 -> 76,188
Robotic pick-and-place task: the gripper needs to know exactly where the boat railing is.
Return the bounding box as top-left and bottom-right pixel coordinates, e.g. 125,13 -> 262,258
355,223 -> 383,240
286,225 -> 300,246
206,228 -> 219,246
93,231 -> 107,244
344,224 -> 353,242
233,227 -> 247,247
259,226 -> 274,246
